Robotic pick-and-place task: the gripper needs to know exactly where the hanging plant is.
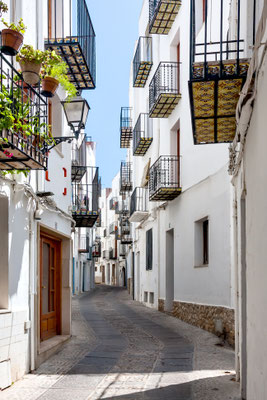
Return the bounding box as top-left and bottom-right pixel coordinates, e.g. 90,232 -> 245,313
16,45 -> 46,85
41,50 -> 77,98
1,17 -> 26,56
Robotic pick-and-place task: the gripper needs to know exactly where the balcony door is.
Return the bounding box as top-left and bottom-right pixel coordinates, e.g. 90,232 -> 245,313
40,234 -> 61,341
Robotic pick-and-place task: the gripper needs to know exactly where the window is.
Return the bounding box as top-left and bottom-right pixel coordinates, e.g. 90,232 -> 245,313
146,228 -> 153,270
144,291 -> 148,302
203,219 -> 209,264
149,292 -> 154,304
194,217 -> 209,267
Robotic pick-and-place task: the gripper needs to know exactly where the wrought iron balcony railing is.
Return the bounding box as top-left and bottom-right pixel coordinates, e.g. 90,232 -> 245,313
133,37 -> 153,88
115,199 -> 129,215
120,107 -> 133,148
78,234 -> 89,253
109,197 -> 118,210
109,221 -> 117,235
45,0 -> 96,90
133,113 -> 153,156
72,167 -> 100,227
149,62 -> 181,118
129,187 -> 149,223
71,136 -> 86,181
149,0 -> 181,35
87,246 -> 93,260
120,162 -> 133,193
121,233 -> 133,245
109,247 -> 117,260
149,155 -> 181,201
102,250 -> 110,259
120,217 -> 131,235
0,53 -> 48,171
119,243 -> 127,258
189,0 -> 253,144
92,242 -> 101,257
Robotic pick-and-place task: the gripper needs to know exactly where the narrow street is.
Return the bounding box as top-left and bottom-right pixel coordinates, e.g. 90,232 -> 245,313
0,286 -> 240,400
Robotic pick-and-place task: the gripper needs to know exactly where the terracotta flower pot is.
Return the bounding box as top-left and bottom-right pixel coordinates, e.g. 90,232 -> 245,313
1,29 -> 23,56
41,77 -> 59,98
19,61 -> 42,85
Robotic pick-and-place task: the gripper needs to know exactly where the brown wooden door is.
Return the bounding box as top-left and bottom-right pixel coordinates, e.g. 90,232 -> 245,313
40,235 -> 61,341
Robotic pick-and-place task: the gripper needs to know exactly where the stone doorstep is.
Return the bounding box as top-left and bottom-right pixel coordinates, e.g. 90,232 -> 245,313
36,335 -> 71,369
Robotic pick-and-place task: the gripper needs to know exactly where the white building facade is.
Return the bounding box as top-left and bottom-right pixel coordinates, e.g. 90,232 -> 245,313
0,0 -> 96,389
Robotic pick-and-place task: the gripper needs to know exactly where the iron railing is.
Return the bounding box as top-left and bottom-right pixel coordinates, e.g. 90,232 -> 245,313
45,0 -> 96,90
78,234 -> 89,252
72,167 -> 100,227
109,221 -> 117,235
133,37 -> 153,88
109,247 -> 116,260
103,250 -> 109,259
133,113 -> 153,156
71,136 -> 87,181
115,199 -> 129,215
120,217 -> 131,235
109,197 -> 118,210
189,0 -> 254,81
149,62 -> 181,117
120,107 -> 133,148
120,162 -> 133,193
149,0 -> 182,35
0,53 -> 48,171
119,243 -> 127,258
92,241 -> 101,257
149,155 -> 181,201
130,187 -> 149,217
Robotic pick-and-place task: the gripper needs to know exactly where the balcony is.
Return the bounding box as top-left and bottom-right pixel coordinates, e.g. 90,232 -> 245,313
121,234 -> 133,245
133,114 -> 153,156
109,222 -> 117,235
120,162 -> 133,193
45,0 -> 96,91
72,167 -> 100,227
120,107 -> 133,148
149,62 -> 181,118
92,242 -> 101,258
189,0 -> 252,144
109,247 -> 117,260
71,137 -> 86,182
149,0 -> 181,35
109,197 -> 118,210
115,199 -> 129,215
129,187 -> 149,223
120,217 -> 132,244
78,234 -> 89,253
103,250 -> 109,260
133,37 -> 153,88
95,211 -> 101,227
0,54 -> 48,171
119,244 -> 127,258
149,155 -> 181,201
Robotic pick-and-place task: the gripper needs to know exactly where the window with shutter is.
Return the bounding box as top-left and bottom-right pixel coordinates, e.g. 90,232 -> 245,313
146,228 -> 153,270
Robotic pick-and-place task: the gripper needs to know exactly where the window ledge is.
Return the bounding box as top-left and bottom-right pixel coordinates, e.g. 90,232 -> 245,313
194,264 -> 209,269
0,310 -> 11,315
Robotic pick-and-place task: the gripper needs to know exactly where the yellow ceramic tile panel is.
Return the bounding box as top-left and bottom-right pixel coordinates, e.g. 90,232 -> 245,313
217,79 -> 242,116
195,119 -> 215,143
217,117 -> 236,142
193,81 -> 215,118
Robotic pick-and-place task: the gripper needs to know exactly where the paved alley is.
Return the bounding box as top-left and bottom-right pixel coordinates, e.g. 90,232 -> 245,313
0,286 -> 240,400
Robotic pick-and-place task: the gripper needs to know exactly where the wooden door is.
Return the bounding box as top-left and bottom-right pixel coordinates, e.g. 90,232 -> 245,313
40,235 -> 61,341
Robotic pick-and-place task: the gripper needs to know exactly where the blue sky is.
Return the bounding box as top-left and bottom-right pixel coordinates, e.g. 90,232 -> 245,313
84,0 -> 144,188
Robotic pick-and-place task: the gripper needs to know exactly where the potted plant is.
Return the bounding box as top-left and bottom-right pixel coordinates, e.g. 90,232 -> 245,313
16,45 -> 46,85
41,50 -> 76,98
1,17 -> 26,56
0,1 -> 8,17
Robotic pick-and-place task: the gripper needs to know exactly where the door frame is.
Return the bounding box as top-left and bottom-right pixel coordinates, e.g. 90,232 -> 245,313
40,231 -> 62,342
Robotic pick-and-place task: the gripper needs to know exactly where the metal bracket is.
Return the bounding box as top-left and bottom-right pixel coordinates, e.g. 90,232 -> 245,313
42,136 -> 76,153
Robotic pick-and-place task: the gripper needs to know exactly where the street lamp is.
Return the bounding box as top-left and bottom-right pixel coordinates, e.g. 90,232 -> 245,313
61,96 -> 90,139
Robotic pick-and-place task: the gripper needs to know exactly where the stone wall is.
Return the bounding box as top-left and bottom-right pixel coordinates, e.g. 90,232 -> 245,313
158,299 -> 235,346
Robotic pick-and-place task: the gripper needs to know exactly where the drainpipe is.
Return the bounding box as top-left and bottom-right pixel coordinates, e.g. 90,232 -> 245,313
29,213 -> 35,372
232,180 -> 240,382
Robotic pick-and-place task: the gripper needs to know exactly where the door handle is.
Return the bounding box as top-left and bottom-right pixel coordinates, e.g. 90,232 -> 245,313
42,286 -> 46,289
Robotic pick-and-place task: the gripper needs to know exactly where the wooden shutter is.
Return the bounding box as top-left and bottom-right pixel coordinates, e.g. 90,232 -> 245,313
146,229 -> 153,270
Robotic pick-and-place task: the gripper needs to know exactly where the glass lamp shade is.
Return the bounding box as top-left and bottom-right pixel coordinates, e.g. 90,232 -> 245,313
61,97 -> 90,135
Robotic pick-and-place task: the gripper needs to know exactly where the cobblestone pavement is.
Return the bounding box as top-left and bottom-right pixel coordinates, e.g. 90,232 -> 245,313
0,286 -> 241,400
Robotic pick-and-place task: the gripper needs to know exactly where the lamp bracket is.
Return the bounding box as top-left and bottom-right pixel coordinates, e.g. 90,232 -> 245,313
42,136 -> 76,153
